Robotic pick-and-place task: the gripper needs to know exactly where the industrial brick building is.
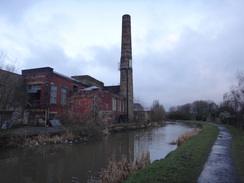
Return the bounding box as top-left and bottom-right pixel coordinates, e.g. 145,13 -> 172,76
22,67 -> 86,125
65,89 -> 125,124
0,14 -> 148,127
22,67 -> 125,125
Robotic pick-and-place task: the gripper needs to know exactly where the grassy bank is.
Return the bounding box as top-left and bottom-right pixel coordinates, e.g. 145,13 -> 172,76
124,123 -> 219,183
225,125 -> 244,182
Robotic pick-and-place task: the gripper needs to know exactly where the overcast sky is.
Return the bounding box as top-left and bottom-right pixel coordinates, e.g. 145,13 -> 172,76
0,0 -> 243,110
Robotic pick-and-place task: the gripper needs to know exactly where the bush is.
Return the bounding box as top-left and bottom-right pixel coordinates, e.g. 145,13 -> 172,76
89,152 -> 150,183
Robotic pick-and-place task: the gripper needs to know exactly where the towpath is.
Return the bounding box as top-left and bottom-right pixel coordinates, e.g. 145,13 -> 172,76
198,124 -> 241,183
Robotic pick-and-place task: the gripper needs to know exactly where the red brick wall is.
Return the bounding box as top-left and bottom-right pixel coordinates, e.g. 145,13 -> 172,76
22,67 -> 125,124
74,90 -> 125,123
22,67 -> 86,123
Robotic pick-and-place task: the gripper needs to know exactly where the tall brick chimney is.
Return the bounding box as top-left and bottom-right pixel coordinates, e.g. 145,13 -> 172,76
120,14 -> 134,122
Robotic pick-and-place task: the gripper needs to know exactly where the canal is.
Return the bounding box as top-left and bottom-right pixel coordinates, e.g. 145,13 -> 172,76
0,122 -> 195,183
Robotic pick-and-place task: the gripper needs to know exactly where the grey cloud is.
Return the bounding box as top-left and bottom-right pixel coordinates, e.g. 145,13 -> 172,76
1,0 -> 244,111
24,44 -> 121,85
75,45 -> 121,85
23,44 -> 85,78
133,17 -> 244,109
0,0 -> 37,22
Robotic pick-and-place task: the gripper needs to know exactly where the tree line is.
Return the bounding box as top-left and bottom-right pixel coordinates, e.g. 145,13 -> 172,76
150,72 -> 244,122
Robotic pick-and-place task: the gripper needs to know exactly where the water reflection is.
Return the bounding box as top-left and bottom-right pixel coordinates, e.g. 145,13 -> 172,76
0,122 -> 195,183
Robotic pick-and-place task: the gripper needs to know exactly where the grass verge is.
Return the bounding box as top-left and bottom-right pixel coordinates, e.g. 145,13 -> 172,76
225,125 -> 244,182
123,123 -> 219,183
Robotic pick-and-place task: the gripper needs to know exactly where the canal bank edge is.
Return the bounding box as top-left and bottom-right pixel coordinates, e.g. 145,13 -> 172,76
107,121 -> 164,133
0,121 -> 165,149
123,123 -> 219,183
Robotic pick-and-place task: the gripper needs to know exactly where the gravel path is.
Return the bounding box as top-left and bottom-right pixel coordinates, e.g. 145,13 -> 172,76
198,124 -> 241,183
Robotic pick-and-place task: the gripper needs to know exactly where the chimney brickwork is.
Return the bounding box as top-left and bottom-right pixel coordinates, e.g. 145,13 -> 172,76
120,14 -> 134,122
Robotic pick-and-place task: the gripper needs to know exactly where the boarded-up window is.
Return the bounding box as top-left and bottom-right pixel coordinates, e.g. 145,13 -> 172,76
61,87 -> 67,105
27,85 -> 41,93
50,85 -> 57,104
118,100 -> 121,112
112,98 -> 116,111
27,84 -> 41,107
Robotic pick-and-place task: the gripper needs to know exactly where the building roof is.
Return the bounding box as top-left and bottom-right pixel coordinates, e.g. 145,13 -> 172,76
134,103 -> 144,111
71,75 -> 104,88
104,85 -> 120,95
80,86 -> 100,91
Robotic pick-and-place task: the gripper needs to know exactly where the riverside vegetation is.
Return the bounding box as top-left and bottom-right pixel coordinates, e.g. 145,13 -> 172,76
226,125 -> 244,182
90,123 -> 204,183
169,127 -> 202,146
0,122 -> 102,149
0,130 -> 78,148
123,123 -> 219,183
0,121 -> 162,149
88,152 -> 151,183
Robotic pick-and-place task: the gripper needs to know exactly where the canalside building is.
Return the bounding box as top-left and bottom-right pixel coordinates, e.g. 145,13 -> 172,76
22,67 -> 125,125
0,14 -> 149,127
22,67 -> 86,125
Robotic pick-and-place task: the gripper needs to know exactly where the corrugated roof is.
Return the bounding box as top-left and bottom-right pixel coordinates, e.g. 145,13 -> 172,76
80,86 -> 100,91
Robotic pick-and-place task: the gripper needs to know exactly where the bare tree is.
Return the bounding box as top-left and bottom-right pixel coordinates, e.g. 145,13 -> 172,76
179,103 -> 192,114
168,100 -> 218,121
59,91 -> 104,138
0,52 -> 25,128
168,106 -> 177,113
60,91 -> 102,125
223,72 -> 244,114
150,100 -> 166,121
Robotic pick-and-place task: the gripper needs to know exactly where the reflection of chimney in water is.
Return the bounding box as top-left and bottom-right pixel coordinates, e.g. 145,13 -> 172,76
119,14 -> 134,122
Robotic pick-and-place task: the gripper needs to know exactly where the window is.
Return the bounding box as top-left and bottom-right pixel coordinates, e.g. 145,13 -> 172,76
50,85 -> 57,104
73,85 -> 78,92
27,84 -> 41,107
61,87 -> 67,105
27,84 -> 41,92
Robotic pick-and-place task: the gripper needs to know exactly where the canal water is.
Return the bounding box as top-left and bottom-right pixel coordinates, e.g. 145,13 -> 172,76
0,122 -> 195,183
